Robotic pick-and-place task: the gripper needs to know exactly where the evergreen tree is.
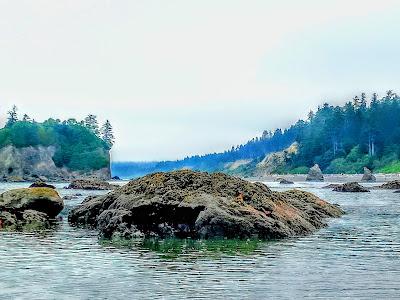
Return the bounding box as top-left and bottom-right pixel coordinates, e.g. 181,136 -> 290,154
6,105 -> 18,126
84,114 -> 100,136
101,120 -> 115,148
22,114 -> 31,122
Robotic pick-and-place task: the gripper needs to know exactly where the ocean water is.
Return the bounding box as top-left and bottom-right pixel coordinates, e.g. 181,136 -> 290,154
0,181 -> 399,299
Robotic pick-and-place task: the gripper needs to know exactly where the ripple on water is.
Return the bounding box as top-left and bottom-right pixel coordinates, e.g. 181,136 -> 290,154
0,183 -> 399,299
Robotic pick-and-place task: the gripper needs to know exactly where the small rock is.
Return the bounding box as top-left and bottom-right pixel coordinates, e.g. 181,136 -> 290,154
29,181 -> 56,189
279,179 -> 294,184
333,182 -> 370,193
306,164 -> 324,181
378,180 -> 400,190
322,184 -> 341,189
66,179 -> 119,191
112,176 -> 121,180
361,167 -> 376,182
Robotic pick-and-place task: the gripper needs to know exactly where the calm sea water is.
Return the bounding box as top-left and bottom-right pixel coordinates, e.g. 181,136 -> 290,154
0,181 -> 399,300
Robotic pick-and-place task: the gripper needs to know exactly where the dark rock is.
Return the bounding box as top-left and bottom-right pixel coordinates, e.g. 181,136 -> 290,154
69,170 -> 343,240
0,187 -> 64,231
361,167 -> 376,182
394,190 -> 400,193
66,179 -> 119,191
279,179 -> 294,184
333,182 -> 370,193
29,181 -> 56,189
112,176 -> 121,180
306,164 -> 324,181
63,195 -> 78,200
378,180 -> 400,190
322,184 -> 341,189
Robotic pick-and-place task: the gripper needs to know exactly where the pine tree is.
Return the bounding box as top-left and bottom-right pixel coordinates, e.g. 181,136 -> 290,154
6,105 -> 18,126
101,120 -> 115,148
84,114 -> 100,136
22,114 -> 31,122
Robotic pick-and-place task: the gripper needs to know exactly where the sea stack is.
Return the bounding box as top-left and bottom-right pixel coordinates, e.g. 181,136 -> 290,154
361,167 -> 376,182
306,164 -> 324,181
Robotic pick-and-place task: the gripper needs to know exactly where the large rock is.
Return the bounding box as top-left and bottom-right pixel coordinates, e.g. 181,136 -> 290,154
66,179 -> 119,190
333,182 -> 370,193
0,187 -> 64,231
378,180 -> 400,190
69,170 -> 343,240
306,164 -> 324,181
361,167 -> 376,182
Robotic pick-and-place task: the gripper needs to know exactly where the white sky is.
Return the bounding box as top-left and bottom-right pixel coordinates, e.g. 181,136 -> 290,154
1,0 -> 399,161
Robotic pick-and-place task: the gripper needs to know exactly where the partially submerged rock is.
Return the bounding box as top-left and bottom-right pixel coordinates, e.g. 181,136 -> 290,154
333,182 -> 370,193
66,179 -> 119,190
69,170 -> 343,240
378,180 -> 400,190
322,184 -> 341,189
361,167 -> 376,182
279,179 -> 294,185
306,164 -> 324,181
0,187 -> 64,231
29,181 -> 56,189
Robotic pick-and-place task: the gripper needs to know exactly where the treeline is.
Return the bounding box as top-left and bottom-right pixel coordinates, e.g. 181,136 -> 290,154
114,90 -> 400,178
0,105 -> 115,171
286,90 -> 400,173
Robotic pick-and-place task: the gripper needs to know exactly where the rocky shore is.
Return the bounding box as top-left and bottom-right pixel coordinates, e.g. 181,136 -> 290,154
69,170 -> 343,240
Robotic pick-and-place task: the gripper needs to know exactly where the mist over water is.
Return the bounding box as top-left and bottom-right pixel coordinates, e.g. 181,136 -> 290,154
0,182 -> 399,299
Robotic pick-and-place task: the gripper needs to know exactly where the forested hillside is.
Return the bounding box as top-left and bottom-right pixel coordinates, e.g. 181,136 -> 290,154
114,90 -> 400,178
0,106 -> 115,172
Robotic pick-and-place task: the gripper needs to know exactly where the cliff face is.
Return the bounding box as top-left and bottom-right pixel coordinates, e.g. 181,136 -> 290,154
0,145 -> 110,182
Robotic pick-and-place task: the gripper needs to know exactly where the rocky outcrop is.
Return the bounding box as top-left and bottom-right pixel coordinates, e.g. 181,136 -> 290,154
306,164 -> 324,181
256,143 -> 298,175
361,167 -> 376,182
279,179 -> 294,185
322,184 -> 341,189
69,170 -> 343,240
378,180 -> 400,190
29,181 -> 56,189
0,145 -> 111,182
66,179 -> 119,190
0,187 -> 64,231
333,182 -> 370,193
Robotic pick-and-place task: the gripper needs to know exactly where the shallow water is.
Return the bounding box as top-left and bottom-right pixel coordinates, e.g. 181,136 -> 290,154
0,181 -> 399,299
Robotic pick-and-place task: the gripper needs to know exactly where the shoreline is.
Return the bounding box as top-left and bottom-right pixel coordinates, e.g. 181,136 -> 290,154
246,173 -> 400,183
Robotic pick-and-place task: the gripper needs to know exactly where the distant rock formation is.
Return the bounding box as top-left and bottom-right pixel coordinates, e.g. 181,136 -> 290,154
322,184 -> 341,189
0,187 -> 64,231
306,164 -> 324,181
29,181 -> 56,189
256,143 -> 299,175
69,170 -> 343,240
0,145 -> 110,182
333,182 -> 370,192
279,179 -> 294,184
66,179 -> 119,190
361,167 -> 376,182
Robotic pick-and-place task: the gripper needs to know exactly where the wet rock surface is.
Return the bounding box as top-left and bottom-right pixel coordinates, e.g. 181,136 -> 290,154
0,187 -> 64,231
69,170 -> 343,240
66,179 -> 119,190
378,180 -> 400,190
29,181 -> 56,189
306,164 -> 324,181
279,179 -> 294,184
333,182 -> 370,193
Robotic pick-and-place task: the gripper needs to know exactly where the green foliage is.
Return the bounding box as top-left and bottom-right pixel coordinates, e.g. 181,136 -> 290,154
0,120 -> 110,171
377,161 -> 400,173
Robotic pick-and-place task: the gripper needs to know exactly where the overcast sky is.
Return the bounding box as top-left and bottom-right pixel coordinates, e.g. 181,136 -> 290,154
1,0 -> 399,161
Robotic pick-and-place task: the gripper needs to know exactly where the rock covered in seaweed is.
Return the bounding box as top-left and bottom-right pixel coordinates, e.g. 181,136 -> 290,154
69,170 -> 343,240
66,179 -> 119,190
378,180 -> 400,190
0,187 -> 64,231
333,182 -> 370,193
